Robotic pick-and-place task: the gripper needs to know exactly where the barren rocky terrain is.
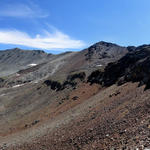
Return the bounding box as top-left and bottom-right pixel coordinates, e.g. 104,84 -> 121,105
0,41 -> 150,150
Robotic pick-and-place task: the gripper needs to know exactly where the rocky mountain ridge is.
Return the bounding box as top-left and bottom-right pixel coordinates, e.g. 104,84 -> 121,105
0,41 -> 128,87
1,41 -> 150,149
88,44 -> 150,90
0,48 -> 53,77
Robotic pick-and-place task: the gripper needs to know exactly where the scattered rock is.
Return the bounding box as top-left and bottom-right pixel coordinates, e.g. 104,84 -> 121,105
72,96 -> 79,101
32,120 -> 40,126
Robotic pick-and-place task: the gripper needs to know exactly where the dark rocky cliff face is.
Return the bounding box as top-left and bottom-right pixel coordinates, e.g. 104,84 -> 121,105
88,45 -> 150,90
44,72 -> 86,91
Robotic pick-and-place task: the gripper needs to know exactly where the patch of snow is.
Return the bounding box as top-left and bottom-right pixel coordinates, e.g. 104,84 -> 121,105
12,84 -> 24,88
97,64 -> 103,67
16,73 -> 20,77
33,81 -> 38,84
28,63 -> 37,67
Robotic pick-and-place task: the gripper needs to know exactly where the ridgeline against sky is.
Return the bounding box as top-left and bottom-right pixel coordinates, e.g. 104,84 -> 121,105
0,0 -> 150,53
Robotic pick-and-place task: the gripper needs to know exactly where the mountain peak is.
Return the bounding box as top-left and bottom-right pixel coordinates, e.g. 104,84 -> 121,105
98,41 -> 118,47
85,41 -> 128,62
11,48 -> 46,54
12,48 -> 22,51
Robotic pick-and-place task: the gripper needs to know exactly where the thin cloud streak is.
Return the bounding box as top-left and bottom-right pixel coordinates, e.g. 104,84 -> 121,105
0,29 -> 85,50
0,3 -> 48,18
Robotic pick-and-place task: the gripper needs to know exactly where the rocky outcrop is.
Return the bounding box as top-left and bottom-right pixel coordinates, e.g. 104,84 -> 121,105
44,80 -> 62,91
88,45 -> 150,90
67,72 -> 86,81
44,72 -> 86,91
0,78 -> 4,87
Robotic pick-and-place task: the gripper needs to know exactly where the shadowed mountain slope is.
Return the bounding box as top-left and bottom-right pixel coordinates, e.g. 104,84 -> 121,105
88,44 -> 150,90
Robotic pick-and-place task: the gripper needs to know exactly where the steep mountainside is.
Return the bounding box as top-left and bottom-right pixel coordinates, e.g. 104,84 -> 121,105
0,41 -> 128,87
1,42 -> 150,149
58,41 -> 128,75
88,44 -> 150,89
0,48 -> 53,77
85,41 -> 128,62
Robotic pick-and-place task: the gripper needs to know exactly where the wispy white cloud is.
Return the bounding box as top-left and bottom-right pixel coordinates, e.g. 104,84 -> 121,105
0,3 -> 48,18
0,28 -> 85,50
0,3 -> 85,50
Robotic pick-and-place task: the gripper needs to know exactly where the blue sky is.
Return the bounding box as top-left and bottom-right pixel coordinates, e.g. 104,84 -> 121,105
0,0 -> 150,53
